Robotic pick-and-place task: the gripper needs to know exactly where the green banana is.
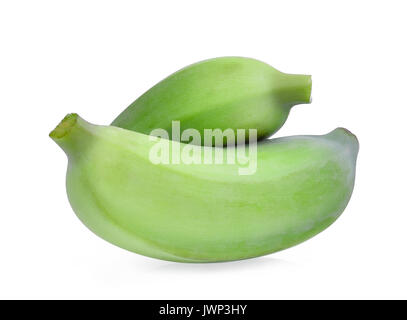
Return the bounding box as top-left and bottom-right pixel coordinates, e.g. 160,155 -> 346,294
50,114 -> 358,262
111,57 -> 312,145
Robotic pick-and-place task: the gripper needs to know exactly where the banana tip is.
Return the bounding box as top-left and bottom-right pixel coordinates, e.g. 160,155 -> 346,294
327,127 -> 359,156
335,127 -> 358,143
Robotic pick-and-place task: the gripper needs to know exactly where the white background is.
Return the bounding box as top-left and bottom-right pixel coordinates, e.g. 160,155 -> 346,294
1,0 -> 406,299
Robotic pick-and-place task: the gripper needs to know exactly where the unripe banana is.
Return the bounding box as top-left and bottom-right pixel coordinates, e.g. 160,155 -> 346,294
111,57 -> 312,145
50,114 -> 358,262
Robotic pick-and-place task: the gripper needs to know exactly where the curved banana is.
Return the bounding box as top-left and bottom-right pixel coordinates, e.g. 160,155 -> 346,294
111,57 -> 312,145
50,114 -> 358,262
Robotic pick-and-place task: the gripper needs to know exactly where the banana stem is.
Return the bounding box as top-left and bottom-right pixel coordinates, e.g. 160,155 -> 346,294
276,73 -> 312,107
49,113 -> 94,158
